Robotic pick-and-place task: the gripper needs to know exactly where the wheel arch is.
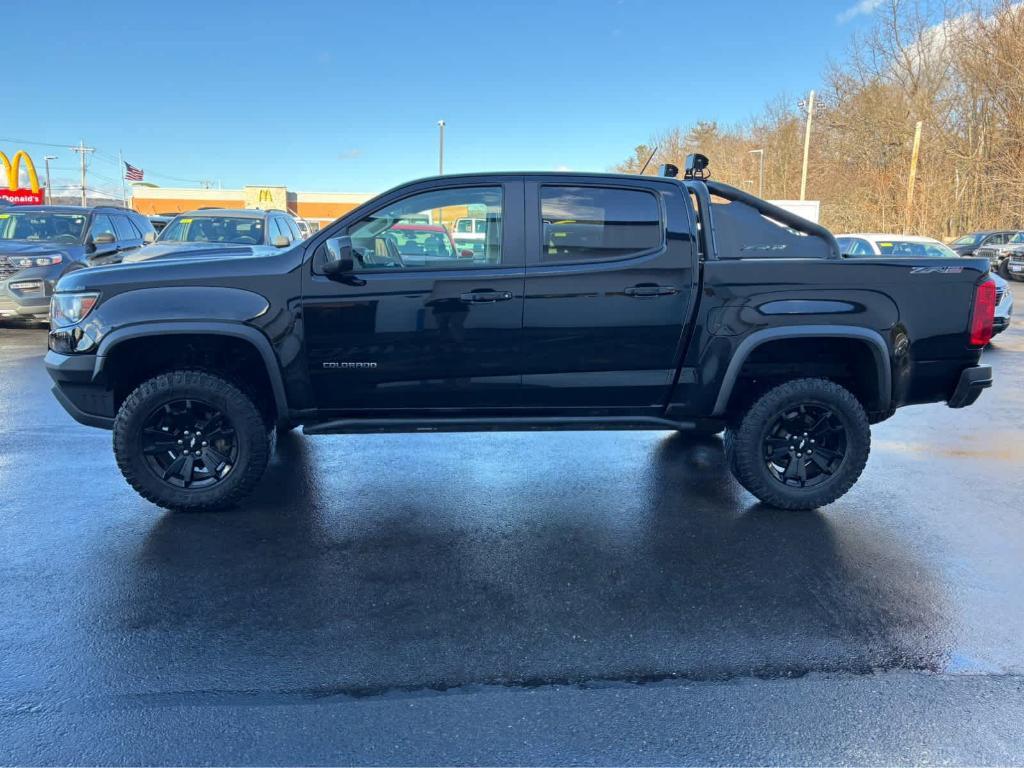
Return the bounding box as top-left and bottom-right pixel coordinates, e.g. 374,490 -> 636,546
95,321 -> 289,422
712,325 -> 892,417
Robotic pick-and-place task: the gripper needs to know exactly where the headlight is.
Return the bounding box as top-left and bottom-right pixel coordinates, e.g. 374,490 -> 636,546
49,292 -> 100,328
12,254 -> 63,268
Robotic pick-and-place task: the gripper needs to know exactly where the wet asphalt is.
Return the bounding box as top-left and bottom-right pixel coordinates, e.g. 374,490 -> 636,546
1,285 -> 1023,766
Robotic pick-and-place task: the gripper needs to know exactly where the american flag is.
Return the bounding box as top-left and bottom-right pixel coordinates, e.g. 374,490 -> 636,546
124,162 -> 144,182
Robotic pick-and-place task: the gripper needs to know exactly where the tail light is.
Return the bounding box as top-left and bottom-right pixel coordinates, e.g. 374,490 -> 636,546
968,278 -> 996,347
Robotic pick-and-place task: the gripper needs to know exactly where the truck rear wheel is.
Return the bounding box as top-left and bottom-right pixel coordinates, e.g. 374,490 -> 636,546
724,378 -> 870,510
113,370 -> 270,512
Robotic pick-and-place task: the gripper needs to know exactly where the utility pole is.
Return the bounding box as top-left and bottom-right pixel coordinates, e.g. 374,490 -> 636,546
905,120 -> 923,234
43,156 -> 57,205
749,148 -> 764,198
70,140 -> 95,206
438,120 -> 445,175
800,90 -> 815,201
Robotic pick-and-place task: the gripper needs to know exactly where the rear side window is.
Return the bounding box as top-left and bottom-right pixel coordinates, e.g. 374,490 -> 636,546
112,215 -> 137,241
539,186 -> 662,263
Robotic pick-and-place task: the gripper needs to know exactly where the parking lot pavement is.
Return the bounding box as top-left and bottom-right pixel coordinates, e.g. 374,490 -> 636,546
1,284 -> 1023,766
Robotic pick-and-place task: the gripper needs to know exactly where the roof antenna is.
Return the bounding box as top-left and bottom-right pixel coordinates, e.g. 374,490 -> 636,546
638,145 -> 659,175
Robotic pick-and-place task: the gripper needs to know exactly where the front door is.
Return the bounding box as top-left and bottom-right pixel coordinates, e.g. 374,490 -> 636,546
519,176 -> 698,411
302,179 -> 525,413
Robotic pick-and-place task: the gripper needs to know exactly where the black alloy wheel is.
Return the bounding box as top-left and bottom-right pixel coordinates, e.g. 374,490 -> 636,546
725,378 -> 871,511
762,404 -> 848,488
141,399 -> 239,489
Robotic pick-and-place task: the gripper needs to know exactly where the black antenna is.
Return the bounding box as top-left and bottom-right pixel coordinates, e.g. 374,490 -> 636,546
638,145 -> 659,175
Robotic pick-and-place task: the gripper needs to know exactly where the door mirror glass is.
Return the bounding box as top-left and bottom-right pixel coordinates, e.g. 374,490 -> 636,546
92,232 -> 116,246
143,231 -> 156,244
322,236 -> 354,277
271,234 -> 291,248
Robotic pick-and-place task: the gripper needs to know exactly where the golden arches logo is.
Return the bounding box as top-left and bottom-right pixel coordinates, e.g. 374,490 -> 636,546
257,188 -> 274,204
0,150 -> 41,193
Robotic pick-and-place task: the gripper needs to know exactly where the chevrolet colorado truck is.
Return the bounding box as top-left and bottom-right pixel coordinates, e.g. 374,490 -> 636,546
44,156 -> 996,512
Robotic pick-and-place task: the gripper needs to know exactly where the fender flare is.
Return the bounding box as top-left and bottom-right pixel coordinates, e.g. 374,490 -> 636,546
711,325 -> 892,416
94,321 -> 289,420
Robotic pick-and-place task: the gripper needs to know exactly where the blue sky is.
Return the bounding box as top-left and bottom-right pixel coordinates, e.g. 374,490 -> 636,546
3,0 -> 883,195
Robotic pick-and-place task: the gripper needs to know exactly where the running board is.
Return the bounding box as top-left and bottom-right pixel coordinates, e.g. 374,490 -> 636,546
303,415 -> 697,435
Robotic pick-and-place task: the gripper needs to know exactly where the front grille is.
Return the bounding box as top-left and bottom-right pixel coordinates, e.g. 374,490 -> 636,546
0,260 -> 17,280
977,247 -> 997,258
1011,252 -> 1024,263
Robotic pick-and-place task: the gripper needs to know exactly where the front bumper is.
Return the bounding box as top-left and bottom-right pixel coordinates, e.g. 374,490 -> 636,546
947,364 -> 993,409
0,274 -> 53,319
44,350 -> 114,429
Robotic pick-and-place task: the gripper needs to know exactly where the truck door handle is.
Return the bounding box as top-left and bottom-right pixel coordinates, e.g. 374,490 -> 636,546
624,284 -> 678,298
460,290 -> 513,303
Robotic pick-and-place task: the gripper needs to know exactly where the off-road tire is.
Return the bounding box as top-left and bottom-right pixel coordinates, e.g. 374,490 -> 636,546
724,377 -> 870,510
113,370 -> 270,512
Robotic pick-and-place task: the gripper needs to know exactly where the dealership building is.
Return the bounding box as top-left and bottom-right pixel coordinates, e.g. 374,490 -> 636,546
129,185 -> 374,231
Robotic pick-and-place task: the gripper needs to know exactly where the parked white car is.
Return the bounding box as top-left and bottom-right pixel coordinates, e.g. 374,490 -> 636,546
836,233 -> 1013,336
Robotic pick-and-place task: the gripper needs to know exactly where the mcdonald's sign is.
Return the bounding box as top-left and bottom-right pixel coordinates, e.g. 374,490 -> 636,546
0,150 -> 44,206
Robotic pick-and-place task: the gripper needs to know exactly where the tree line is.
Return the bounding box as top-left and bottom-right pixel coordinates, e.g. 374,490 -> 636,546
616,0 -> 1024,238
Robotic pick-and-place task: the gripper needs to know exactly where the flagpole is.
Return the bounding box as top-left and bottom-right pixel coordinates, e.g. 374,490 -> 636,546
119,150 -> 127,207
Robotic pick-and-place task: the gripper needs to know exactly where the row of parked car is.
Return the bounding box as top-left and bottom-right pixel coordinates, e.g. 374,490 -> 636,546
835,232 -> 1013,336
0,204 -> 313,322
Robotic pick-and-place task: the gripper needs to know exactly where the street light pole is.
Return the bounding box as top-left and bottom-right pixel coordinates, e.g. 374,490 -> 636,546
749,148 -> 764,198
437,120 -> 445,175
43,156 -> 57,205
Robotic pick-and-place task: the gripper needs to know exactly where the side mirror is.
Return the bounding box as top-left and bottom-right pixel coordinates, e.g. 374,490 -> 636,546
143,231 -> 156,244
322,236 -> 355,279
459,249 -> 475,259
272,234 -> 291,248
93,232 -> 116,246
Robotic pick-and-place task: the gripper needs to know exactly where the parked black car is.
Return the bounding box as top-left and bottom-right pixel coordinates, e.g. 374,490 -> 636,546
949,230 -> 1023,256
1,205 -> 154,322
44,158 -> 995,512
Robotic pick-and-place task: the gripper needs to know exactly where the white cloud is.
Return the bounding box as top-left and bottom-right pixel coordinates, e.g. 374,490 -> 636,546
553,164 -> 572,172
837,0 -> 884,23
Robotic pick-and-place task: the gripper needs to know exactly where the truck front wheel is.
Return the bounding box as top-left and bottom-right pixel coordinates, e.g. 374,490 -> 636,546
724,378 -> 870,510
113,370 -> 271,512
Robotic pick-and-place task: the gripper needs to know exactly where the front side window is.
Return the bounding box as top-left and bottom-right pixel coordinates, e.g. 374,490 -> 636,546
159,216 -> 266,245
952,234 -> 983,247
539,186 -> 661,263
0,211 -> 86,243
89,214 -> 116,241
349,186 -> 502,270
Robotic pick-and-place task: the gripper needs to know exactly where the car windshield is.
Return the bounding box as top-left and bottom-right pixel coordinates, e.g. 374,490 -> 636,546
158,215 -> 265,245
0,211 -> 87,243
875,240 -> 958,258
387,227 -> 456,259
1010,233 -> 1024,244
951,234 -> 984,247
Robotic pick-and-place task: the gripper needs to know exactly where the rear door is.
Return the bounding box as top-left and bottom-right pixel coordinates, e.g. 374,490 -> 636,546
519,176 -> 698,411
301,177 -> 525,413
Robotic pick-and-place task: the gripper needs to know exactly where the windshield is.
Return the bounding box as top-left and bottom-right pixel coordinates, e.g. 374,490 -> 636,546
158,215 -> 265,245
0,211 -> 87,243
951,234 -> 983,247
388,227 -> 456,259
875,239 -> 958,258
1010,233 -> 1024,244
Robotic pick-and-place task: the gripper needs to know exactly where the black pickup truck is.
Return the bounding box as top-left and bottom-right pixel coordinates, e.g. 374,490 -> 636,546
44,156 -> 996,512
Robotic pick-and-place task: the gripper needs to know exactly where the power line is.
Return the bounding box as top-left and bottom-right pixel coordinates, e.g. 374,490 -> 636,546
1,135 -> 208,186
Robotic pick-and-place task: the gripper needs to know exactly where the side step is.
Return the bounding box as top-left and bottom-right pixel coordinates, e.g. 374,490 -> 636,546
303,415 -> 697,435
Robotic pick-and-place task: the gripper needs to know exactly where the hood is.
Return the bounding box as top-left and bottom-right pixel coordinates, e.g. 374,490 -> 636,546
55,244 -> 300,297
121,242 -> 254,263
0,240 -> 78,259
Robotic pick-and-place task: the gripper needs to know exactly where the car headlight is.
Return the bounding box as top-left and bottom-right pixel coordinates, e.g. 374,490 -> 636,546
12,254 -> 63,268
49,292 -> 100,328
